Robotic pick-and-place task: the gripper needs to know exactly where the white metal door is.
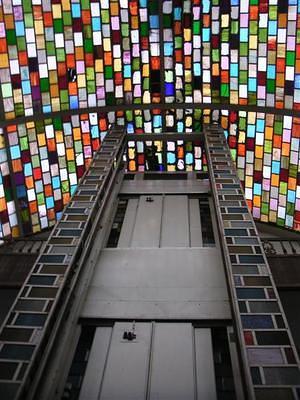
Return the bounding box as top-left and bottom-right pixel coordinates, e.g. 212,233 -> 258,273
79,322 -> 217,400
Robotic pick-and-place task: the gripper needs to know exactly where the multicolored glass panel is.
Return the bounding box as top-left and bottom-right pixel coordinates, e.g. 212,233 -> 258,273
0,128 -> 19,243
0,1 -> 299,117
0,109 -> 299,239
2,113 -> 103,237
0,0 -> 300,238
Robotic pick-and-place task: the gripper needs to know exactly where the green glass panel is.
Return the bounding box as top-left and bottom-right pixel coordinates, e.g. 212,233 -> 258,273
126,110 -> 133,119
289,164 -> 297,178
60,90 -> 68,103
175,36 -> 182,49
37,193 -> 45,206
20,137 -> 28,151
221,84 -> 229,97
84,25 -> 92,39
135,116 -> 143,128
36,121 -> 44,133
212,49 -> 219,62
21,209 -> 30,223
286,51 -> 295,66
17,37 -> 26,51
101,10 -> 109,24
23,0 -> 32,12
104,66 -> 113,79
261,203 -> 269,215
163,15 -> 172,28
87,81 -> 95,93
86,68 -> 95,80
148,0 -> 158,14
5,188 -> 13,202
31,156 -> 40,169
267,80 -> 275,93
279,182 -> 287,194
231,21 -> 238,34
74,142 -> 82,152
2,84 -> 12,98
15,104 -> 24,117
81,0 -> 90,9
239,118 -> 246,130
287,202 -> 295,215
56,49 -> 65,62
221,29 -> 229,42
121,24 -> 129,36
248,93 -> 257,105
274,120 -> 283,134
6,30 -> 17,45
240,43 -> 248,56
212,89 -> 220,100
264,140 -> 272,153
132,58 -> 140,70
68,161 -> 76,173
277,218 -> 285,227
230,149 -> 237,160
24,14 -> 33,27
54,19 -> 63,33
40,78 -> 50,92
259,28 -> 267,42
106,93 -> 115,105
250,21 -> 257,34
193,21 -> 200,35
46,42 -> 56,55
54,119 -> 63,130
186,142 -> 193,151
240,71 -> 248,84
63,12 -> 72,25
62,181 -> 69,193
269,6 -> 277,20
61,103 -> 69,110
141,22 -> 148,36
84,39 -> 93,52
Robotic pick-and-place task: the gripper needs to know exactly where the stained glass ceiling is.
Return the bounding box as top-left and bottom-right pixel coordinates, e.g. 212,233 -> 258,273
0,0 -> 300,241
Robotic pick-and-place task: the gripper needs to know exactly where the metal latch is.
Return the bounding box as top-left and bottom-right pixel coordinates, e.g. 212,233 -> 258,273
123,321 -> 136,341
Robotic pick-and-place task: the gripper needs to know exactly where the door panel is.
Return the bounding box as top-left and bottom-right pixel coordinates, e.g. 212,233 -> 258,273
79,323 -> 218,400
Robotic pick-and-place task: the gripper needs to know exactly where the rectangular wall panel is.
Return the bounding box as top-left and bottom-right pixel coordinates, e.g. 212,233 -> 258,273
161,196 -> 189,247
189,198 -> 203,247
79,322 -> 220,400
118,198 -> 139,247
79,327 -> 112,400
149,323 -> 195,400
99,323 -> 152,400
195,329 -> 217,400
131,196 -> 163,248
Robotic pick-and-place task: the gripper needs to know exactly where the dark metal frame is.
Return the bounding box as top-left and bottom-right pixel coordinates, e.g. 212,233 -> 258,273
1,102 -> 300,129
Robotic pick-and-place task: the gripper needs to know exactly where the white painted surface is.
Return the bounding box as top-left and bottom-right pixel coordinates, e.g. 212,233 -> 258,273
99,323 -> 151,400
79,327 -> 112,400
149,323 -> 195,400
118,198 -> 138,247
81,248 -> 230,319
195,328 -> 217,400
120,179 -> 210,195
189,198 -> 203,247
131,196 -> 163,248
80,323 -> 218,400
160,196 -> 189,247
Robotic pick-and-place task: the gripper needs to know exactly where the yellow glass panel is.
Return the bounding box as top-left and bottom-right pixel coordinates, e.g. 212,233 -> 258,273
52,4 -> 62,18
